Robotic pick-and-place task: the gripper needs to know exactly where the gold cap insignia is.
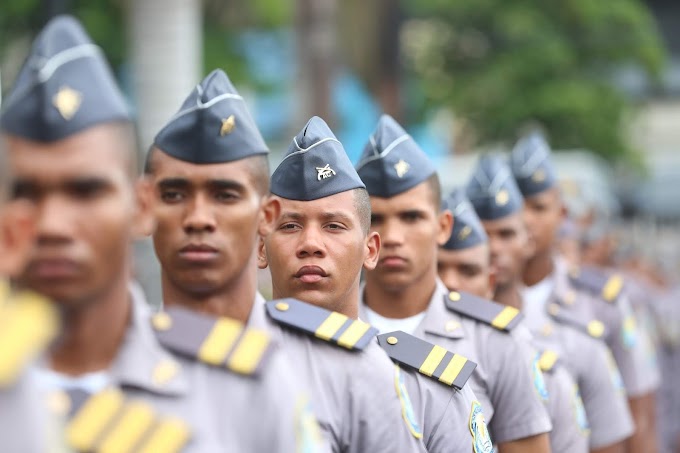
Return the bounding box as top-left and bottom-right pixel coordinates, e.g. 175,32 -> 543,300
316,164 -> 336,181
52,86 -> 82,120
394,159 -> 410,178
495,189 -> 509,206
220,115 -> 236,136
532,169 -> 546,183
458,225 -> 472,241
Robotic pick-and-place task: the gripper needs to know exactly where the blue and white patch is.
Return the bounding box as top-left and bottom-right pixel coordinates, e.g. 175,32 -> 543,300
393,365 -> 423,439
572,385 -> 590,435
469,400 -> 493,453
532,353 -> 549,402
621,315 -> 638,349
295,394 -> 323,453
606,350 -> 625,393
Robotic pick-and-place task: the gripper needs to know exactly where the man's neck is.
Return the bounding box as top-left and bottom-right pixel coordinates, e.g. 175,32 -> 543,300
363,270 -> 435,319
523,249 -> 554,286
49,277 -> 130,376
161,252 -> 259,323
493,281 -> 523,310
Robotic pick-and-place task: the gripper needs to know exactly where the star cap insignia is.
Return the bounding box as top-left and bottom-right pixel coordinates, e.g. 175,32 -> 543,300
495,189 -> 509,206
394,159 -> 410,178
458,225 -> 472,241
532,169 -> 546,183
220,115 -> 236,136
52,86 -> 82,120
316,164 -> 336,181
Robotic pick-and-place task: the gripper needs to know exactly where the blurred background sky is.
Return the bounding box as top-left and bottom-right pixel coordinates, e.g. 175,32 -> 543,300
2,0 -> 679,299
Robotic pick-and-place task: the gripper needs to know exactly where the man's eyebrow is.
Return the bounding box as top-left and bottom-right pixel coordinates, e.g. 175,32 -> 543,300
279,212 -> 304,222
321,211 -> 355,224
157,178 -> 190,189
207,179 -> 246,192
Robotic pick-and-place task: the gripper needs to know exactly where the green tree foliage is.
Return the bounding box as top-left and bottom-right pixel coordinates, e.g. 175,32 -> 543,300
402,0 -> 666,161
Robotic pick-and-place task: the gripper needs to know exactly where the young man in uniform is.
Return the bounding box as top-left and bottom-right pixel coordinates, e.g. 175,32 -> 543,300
1,16 -> 314,452
257,115 -> 485,452
510,133 -> 660,453
467,154 -> 633,453
438,188 -> 588,453
146,72 -> 426,452
354,115 -> 552,453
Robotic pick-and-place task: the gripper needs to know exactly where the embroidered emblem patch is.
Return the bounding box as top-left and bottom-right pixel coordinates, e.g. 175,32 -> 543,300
532,353 -> 549,402
394,365 -> 423,439
295,395 -> 323,453
458,225 -> 472,241
316,164 -> 336,181
220,115 -> 236,136
606,350 -> 625,393
394,159 -> 410,178
572,385 -> 590,435
52,86 -> 82,120
469,400 -> 493,453
622,315 -> 638,349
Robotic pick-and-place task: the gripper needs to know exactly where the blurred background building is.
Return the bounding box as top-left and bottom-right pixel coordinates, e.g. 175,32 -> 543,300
1,0 -> 679,299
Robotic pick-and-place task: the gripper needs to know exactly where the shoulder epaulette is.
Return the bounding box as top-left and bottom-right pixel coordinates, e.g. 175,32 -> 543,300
547,303 -> 607,340
151,307 -> 273,376
377,331 -> 477,390
0,289 -> 58,387
537,350 -> 560,373
64,387 -> 191,453
265,298 -> 377,351
569,267 -> 624,303
444,291 -> 523,332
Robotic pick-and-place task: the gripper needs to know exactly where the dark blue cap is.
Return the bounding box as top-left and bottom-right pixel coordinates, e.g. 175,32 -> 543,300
270,116 -> 365,201
153,69 -> 268,164
355,114 -> 436,198
466,154 -> 523,220
442,188 -> 488,250
0,15 -> 130,142
510,132 -> 557,197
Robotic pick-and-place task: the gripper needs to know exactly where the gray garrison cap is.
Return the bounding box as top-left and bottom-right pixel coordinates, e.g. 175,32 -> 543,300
355,114 -> 436,198
153,69 -> 268,164
466,154 -> 523,220
442,188 -> 488,250
510,132 -> 557,197
0,15 -> 129,142
270,116 -> 364,201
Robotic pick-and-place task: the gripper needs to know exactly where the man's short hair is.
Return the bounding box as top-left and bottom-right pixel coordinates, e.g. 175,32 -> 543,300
353,188 -> 371,235
425,173 -> 442,212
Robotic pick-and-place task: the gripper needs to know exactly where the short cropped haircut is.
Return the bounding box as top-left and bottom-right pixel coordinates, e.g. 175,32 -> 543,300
144,146 -> 270,196
425,173 -> 442,212
353,187 -> 371,235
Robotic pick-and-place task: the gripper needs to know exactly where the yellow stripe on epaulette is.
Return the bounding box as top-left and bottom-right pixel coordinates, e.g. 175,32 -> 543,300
602,275 -> 623,302
0,290 -> 58,387
538,350 -> 558,372
315,311 -> 372,349
547,303 -> 606,340
491,306 -> 520,330
66,388 -> 190,453
445,291 -> 522,332
198,317 -> 243,366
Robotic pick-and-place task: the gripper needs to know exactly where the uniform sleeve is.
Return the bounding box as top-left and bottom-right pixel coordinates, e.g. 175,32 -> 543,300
543,365 -> 589,453
597,293 -> 660,397
484,332 -> 552,443
565,333 -> 634,449
348,348 -> 427,453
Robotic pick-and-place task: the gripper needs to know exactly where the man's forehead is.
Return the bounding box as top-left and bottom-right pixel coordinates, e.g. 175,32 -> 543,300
152,149 -> 253,181
276,191 -> 357,216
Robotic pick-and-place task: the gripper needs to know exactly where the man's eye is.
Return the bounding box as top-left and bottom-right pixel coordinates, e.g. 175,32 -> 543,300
402,212 -> 420,222
326,223 -> 344,230
69,182 -> 107,199
279,223 -> 299,230
215,192 -> 239,202
161,191 -> 183,202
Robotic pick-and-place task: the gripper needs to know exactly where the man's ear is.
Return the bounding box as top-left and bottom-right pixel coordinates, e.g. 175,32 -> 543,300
132,177 -> 156,238
437,209 -> 454,246
257,236 -> 269,270
0,201 -> 36,277
363,231 -> 381,271
258,196 -> 281,237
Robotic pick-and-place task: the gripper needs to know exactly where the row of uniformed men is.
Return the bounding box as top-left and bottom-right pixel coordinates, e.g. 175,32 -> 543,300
0,14 -> 659,453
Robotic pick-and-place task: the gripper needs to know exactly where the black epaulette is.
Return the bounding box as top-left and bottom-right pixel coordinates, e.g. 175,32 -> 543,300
546,303 -> 607,340
444,290 -> 523,332
151,307 -> 273,376
569,267 -> 624,303
0,288 -> 58,387
537,350 -> 560,373
265,298 -> 377,351
64,387 -> 191,453
377,331 -> 477,390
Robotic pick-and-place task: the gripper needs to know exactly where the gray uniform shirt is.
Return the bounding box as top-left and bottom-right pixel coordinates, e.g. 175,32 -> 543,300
522,292 -> 635,449
553,257 -> 660,397
41,287 -> 323,453
249,293 -> 480,453
359,280 -> 552,445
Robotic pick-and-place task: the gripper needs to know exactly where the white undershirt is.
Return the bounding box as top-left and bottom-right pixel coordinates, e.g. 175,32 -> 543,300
521,273 -> 555,322
363,305 -> 426,335
35,367 -> 111,394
